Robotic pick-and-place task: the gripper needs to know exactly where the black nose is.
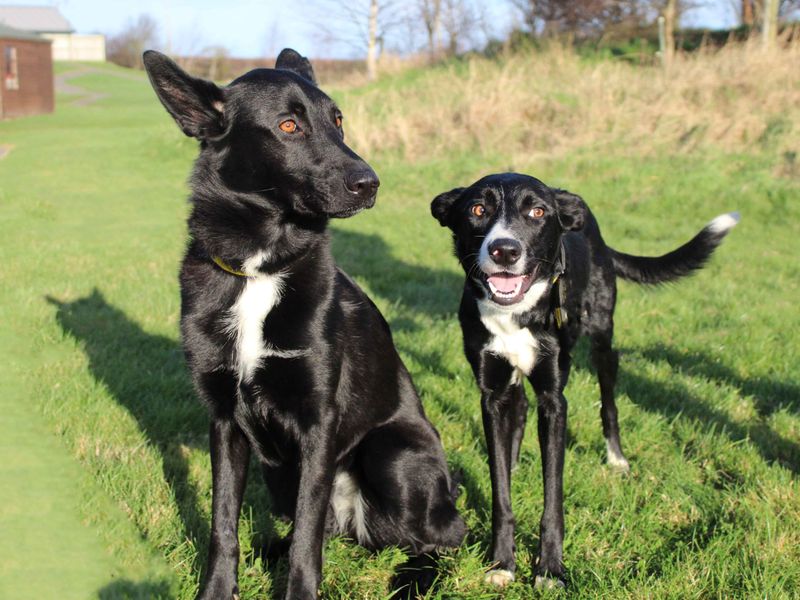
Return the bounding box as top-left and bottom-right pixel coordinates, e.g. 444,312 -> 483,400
344,169 -> 380,199
488,238 -> 522,266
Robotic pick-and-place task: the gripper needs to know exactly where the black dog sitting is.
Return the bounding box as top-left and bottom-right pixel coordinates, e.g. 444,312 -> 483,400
431,173 -> 738,588
143,49 -> 466,600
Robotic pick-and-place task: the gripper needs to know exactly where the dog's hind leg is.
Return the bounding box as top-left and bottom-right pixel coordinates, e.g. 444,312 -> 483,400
353,422 -> 466,597
255,462 -> 299,562
590,332 -> 630,473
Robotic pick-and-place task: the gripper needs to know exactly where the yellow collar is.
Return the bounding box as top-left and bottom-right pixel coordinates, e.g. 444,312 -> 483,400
211,256 -> 249,277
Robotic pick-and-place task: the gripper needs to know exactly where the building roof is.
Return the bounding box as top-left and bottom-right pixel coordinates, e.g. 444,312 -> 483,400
0,21 -> 50,42
0,6 -> 73,34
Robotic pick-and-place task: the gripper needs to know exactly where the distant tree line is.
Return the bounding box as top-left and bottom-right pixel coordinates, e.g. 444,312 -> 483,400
106,1 -> 800,79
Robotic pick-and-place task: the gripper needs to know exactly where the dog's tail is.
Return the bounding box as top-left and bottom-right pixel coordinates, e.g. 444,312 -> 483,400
610,212 -> 739,285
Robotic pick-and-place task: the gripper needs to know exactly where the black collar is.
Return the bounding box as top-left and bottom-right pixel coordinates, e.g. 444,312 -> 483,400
551,240 -> 567,329
551,239 -> 566,285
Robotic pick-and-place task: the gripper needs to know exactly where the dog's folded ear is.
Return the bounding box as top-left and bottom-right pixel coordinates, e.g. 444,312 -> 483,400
431,187 -> 465,227
554,189 -> 588,232
143,50 -> 226,140
275,48 -> 317,85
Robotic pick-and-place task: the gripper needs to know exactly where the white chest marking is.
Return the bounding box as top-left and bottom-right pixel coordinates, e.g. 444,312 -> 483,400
224,266 -> 287,382
478,283 -> 549,384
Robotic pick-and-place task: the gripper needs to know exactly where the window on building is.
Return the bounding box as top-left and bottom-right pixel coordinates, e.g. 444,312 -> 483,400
5,46 -> 19,91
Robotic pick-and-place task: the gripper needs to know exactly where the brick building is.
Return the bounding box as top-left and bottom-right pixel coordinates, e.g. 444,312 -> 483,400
0,23 -> 53,118
0,6 -> 105,61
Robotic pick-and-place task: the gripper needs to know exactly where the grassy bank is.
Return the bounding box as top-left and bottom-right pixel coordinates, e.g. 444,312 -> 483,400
0,49 -> 798,598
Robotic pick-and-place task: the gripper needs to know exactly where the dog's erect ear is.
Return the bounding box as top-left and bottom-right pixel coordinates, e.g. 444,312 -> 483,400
554,189 -> 588,231
143,50 -> 225,140
431,187 -> 465,227
275,48 -> 317,85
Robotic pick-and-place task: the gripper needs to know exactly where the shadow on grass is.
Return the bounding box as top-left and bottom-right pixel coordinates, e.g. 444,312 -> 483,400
619,345 -> 800,474
567,339 -> 799,474
97,578 -> 173,600
48,290 -> 281,594
331,227 -> 463,321
636,344 -> 800,418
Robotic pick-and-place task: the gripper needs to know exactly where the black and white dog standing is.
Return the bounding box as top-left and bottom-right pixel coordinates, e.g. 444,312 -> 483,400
431,173 -> 738,588
143,49 -> 466,600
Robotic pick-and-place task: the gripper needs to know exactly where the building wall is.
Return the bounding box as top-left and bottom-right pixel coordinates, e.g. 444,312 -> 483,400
0,38 -> 54,118
42,33 -> 105,61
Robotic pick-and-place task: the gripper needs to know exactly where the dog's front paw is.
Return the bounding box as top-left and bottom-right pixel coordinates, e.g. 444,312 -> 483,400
285,573 -> 320,600
534,574 -> 565,590
484,568 -> 515,587
196,580 -> 239,600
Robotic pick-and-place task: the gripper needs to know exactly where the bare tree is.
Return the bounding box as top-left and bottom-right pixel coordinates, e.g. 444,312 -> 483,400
366,0 -> 379,79
507,1 -> 645,40
204,45 -> 232,81
172,22 -> 206,74
311,0 -> 408,79
660,0 -> 676,64
107,14 -> 159,69
418,0 -> 443,58
762,0 -> 775,43
507,0 -> 714,44
510,0 -> 538,33
731,0 -> 799,28
440,0 -> 481,55
742,0 -> 758,25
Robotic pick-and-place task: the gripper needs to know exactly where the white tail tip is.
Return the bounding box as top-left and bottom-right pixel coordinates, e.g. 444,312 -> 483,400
707,211 -> 740,234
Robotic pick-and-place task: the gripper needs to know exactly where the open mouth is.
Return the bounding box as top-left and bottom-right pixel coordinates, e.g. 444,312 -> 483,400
480,268 -> 537,306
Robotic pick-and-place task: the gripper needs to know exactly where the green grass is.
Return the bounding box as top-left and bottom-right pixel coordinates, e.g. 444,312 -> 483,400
1,62 -> 798,599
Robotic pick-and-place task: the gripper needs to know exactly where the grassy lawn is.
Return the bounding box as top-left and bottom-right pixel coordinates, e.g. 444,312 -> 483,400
0,55 -> 798,599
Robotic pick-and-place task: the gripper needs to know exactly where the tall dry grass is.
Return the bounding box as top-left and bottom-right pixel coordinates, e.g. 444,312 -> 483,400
342,39 -> 800,162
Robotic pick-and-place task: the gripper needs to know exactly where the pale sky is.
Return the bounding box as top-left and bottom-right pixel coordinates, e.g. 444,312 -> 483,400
8,0 -> 739,58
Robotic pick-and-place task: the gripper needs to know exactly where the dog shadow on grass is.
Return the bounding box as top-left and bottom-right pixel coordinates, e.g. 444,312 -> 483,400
48,290 -> 287,596
555,339 -> 800,479
620,344 -> 800,474
96,578 -> 173,600
331,227 -> 464,322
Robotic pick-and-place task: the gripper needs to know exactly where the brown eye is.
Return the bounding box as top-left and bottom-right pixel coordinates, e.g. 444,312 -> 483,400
335,115 -> 343,128
279,119 -> 297,133
471,204 -> 486,217
529,207 -> 545,219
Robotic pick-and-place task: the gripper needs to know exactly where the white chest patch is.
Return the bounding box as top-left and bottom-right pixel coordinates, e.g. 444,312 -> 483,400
225,270 -> 287,382
479,291 -> 545,384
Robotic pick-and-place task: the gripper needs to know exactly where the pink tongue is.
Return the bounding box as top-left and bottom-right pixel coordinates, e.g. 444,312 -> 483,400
488,275 -> 524,294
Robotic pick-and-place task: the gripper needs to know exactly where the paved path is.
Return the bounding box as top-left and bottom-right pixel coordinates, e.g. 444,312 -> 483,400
0,374 -> 122,599
55,66 -> 145,107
